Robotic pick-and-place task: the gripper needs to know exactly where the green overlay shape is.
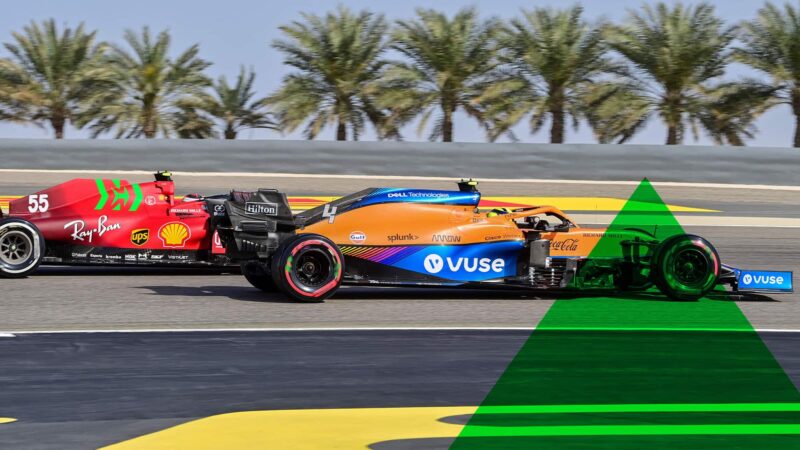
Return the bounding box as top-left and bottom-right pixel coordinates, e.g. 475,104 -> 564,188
450,179 -> 800,449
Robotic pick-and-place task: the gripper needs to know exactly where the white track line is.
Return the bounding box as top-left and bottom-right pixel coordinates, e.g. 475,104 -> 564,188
0,169 -> 798,191
1,327 -> 799,336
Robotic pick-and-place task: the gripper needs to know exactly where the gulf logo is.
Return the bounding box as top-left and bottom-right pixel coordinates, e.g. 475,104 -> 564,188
158,222 -> 191,248
349,231 -> 366,244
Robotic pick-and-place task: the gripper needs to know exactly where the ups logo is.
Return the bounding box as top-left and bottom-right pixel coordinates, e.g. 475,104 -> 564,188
130,229 -> 150,246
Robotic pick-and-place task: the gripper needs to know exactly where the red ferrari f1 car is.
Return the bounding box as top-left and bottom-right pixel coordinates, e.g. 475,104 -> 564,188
0,172 -> 793,302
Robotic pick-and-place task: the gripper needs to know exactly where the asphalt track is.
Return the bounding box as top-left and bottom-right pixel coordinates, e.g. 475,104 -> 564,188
1,171 -> 798,448
0,330 -> 797,450
0,171 -> 797,330
0,226 -> 796,332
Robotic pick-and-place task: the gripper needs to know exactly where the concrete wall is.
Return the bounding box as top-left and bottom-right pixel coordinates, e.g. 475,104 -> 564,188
0,139 -> 796,185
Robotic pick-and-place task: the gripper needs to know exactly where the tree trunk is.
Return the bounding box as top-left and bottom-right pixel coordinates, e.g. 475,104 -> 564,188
51,116 -> 65,139
336,120 -> 346,141
794,116 -> 800,148
442,107 -> 454,142
666,124 -> 678,145
664,91 -> 681,145
792,91 -> 800,148
224,124 -> 237,140
549,87 -> 565,144
143,95 -> 156,138
550,112 -> 565,144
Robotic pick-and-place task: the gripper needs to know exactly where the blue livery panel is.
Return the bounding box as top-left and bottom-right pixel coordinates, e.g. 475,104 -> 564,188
352,188 -> 481,209
392,241 -> 522,282
737,270 -> 793,292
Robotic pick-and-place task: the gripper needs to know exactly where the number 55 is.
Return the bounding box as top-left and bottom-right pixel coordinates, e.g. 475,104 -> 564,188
27,194 -> 49,213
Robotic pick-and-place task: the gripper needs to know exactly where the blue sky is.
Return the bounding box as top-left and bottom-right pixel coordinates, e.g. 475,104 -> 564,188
0,0 -> 791,146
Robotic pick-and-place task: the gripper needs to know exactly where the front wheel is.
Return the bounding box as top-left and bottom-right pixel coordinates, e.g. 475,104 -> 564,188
651,234 -> 720,301
0,218 -> 45,278
271,234 -> 343,302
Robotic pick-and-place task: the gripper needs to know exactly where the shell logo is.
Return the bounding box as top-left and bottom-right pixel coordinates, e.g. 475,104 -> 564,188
158,222 -> 191,248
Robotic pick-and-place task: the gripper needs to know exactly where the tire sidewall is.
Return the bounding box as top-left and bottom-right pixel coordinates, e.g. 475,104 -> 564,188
272,234 -> 343,302
653,234 -> 720,301
0,218 -> 45,278
240,261 -> 277,292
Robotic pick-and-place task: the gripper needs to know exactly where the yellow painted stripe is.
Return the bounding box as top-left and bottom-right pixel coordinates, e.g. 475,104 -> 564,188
99,402 -> 800,449
0,195 -> 717,213
101,406 -> 476,450
0,417 -> 16,425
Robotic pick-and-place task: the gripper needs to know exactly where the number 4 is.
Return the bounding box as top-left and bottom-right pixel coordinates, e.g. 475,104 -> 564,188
27,194 -> 49,213
322,204 -> 337,224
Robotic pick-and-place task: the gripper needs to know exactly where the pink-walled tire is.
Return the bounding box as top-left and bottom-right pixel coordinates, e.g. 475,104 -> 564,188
271,234 -> 343,302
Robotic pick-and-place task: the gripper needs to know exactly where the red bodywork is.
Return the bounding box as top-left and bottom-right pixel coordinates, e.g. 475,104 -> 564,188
5,178 -> 225,264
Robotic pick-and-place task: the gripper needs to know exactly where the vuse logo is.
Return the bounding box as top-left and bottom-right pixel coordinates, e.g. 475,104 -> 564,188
423,254 -> 504,274
424,254 -> 444,273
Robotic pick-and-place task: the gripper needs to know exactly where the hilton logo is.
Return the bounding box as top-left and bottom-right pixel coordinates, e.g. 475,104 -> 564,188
245,202 -> 278,216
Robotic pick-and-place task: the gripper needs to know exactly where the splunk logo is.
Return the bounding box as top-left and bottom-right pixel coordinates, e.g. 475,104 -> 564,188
423,254 -> 505,274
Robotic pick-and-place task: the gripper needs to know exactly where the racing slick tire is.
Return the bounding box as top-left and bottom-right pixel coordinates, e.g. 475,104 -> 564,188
652,234 -> 720,301
0,218 -> 45,278
271,234 -> 343,302
240,261 -> 278,292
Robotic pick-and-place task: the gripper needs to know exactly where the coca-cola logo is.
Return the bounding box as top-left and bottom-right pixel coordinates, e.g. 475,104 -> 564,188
551,239 -> 579,251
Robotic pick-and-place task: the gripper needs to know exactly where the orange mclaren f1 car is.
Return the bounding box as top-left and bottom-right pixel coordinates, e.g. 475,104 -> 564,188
241,180 -> 793,302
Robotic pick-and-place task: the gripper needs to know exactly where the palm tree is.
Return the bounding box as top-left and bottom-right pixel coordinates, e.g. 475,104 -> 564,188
0,19 -> 111,138
80,27 -> 211,138
173,99 -> 217,139
736,1 -> 800,147
587,79 -> 775,146
490,6 -> 615,143
379,8 -> 514,142
205,67 -> 276,139
601,3 -> 747,145
267,7 -> 391,141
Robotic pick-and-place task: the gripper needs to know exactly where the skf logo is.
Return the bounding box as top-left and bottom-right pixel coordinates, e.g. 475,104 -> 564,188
130,229 -> 150,246
159,222 -> 191,248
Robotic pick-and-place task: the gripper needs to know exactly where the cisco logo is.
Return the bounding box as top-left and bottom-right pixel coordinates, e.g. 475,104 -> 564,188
423,254 -> 504,274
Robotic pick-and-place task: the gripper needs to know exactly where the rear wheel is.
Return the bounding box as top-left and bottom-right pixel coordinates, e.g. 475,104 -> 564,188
240,261 -> 277,292
271,234 -> 343,302
0,218 -> 45,278
652,234 -> 720,301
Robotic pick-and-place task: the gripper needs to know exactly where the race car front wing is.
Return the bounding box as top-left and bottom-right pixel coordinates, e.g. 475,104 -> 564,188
719,264 -> 794,294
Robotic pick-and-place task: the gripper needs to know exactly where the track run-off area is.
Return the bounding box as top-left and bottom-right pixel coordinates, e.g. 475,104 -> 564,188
0,170 -> 798,449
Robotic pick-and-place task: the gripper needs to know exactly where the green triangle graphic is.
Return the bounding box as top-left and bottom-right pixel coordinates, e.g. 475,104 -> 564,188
449,179 -> 800,450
